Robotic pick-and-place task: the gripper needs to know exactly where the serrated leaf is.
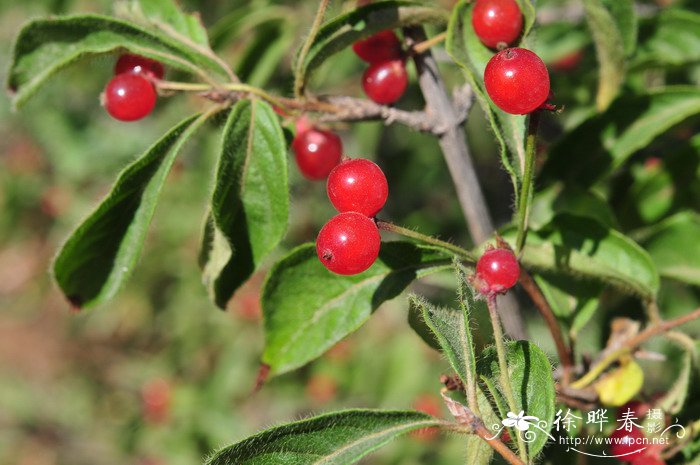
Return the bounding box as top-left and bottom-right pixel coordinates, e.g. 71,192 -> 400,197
543,87 -> 700,186
478,341 -> 556,457
201,99 -> 288,309
639,212 -> 700,287
501,214 -> 660,299
205,409 -> 443,465
583,0 -> 631,111
447,0 -> 528,198
7,14 -> 230,108
53,113 -> 208,309
119,0 -> 210,46
633,9 -> 700,69
262,242 -> 453,375
294,1 -> 448,92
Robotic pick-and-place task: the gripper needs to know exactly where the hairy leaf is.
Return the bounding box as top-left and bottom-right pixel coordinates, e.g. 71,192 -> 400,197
478,341 -> 556,457
118,0 -> 210,46
201,99 -> 288,309
501,214 -> 659,299
7,14 -> 230,107
262,242 -> 452,375
633,9 -> 700,69
294,1 -> 448,92
53,113 -> 208,309
205,409 -> 443,465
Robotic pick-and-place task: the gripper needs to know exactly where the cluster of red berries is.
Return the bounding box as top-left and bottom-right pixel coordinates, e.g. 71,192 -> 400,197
610,401 -> 667,465
353,30 -> 408,105
471,0 -> 551,115
316,157 -> 388,275
103,54 -> 164,121
474,247 -> 520,295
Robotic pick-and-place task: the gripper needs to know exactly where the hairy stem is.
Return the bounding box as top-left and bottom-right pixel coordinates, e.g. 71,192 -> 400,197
487,295 -> 528,463
412,31 -> 447,54
518,268 -> 574,383
294,0 -> 331,98
404,26 -> 527,340
571,307 -> 700,389
377,220 -> 474,261
515,111 -> 541,253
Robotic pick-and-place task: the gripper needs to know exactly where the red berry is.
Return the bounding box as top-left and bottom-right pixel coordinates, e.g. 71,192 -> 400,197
316,212 -> 381,275
631,455 -> 665,465
552,50 -> 583,72
475,248 -> 520,294
362,60 -> 408,105
353,30 -> 403,64
292,127 -> 343,180
327,158 -> 388,217
104,73 -> 157,121
471,0 -> 523,49
610,427 -> 645,458
141,378 -> 171,424
484,48 -> 550,115
115,54 -> 165,80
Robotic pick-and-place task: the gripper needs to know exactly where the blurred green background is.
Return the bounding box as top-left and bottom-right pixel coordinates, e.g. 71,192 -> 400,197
1,0 -> 699,464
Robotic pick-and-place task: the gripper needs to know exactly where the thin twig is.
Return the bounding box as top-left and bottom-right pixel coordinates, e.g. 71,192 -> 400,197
294,0 -> 330,98
570,307 -> 700,389
519,268 -> 574,383
376,220 -> 475,261
403,26 -> 527,340
515,111 -> 541,253
411,31 -> 447,55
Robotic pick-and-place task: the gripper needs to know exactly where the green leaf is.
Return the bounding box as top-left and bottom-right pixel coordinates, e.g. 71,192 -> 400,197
534,273 -> 602,336
543,87 -> 700,186
533,22 -> 590,65
602,0 -> 637,55
201,99 -> 288,309
478,341 -> 556,457
657,335 -> 696,415
501,214 -> 660,299
53,113 -> 208,309
294,1 -> 448,92
7,14 -> 230,107
209,4 -> 294,50
529,184 -> 618,231
639,212 -> 700,287
262,242 -> 453,375
447,0 -> 528,198
205,409 -> 443,465
583,0 -> 632,111
633,9 -> 700,69
118,0 -> 210,46
235,19 -> 294,87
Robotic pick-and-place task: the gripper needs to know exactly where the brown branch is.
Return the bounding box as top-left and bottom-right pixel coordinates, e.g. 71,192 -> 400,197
403,26 -> 527,340
519,268 -> 574,382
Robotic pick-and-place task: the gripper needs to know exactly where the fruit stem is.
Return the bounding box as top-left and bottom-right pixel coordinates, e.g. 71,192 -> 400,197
486,295 -> 529,464
293,0 -> 331,99
570,306 -> 700,390
412,31 -> 447,54
376,220 -> 474,261
514,110 -> 541,254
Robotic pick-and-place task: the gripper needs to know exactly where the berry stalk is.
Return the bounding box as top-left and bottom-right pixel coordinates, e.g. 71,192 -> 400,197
376,220 -> 474,261
514,110 -> 541,253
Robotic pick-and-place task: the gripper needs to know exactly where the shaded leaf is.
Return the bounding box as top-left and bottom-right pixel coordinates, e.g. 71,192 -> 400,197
205,409 -> 442,465
53,113 -> 207,309
530,184 -> 618,231
7,14 -> 231,107
294,1 -> 448,93
118,0 -> 210,46
262,242 -> 453,375
633,9 -> 700,69
201,99 -> 288,309
478,341 -> 556,457
534,273 -> 602,336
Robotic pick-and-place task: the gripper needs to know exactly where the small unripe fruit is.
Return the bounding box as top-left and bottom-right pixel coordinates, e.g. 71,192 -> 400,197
316,212 -> 381,275
327,158 -> 388,217
292,127 -> 343,180
471,0 -> 523,49
362,60 -> 408,105
484,48 -> 550,115
352,30 -> 403,64
115,53 -> 165,79
104,73 -> 157,122
475,248 -> 520,294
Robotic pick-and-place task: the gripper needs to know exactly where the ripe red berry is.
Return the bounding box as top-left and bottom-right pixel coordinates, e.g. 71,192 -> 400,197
292,127 -> 343,180
362,60 -> 408,105
484,48 -> 550,115
103,73 -> 157,122
610,427 -> 645,458
471,0 -> 523,49
352,30 -> 403,64
115,53 -> 165,80
316,212 -> 381,275
327,158 -> 388,217
475,248 -> 520,294
631,454 -> 666,465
